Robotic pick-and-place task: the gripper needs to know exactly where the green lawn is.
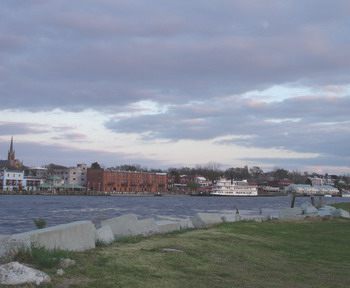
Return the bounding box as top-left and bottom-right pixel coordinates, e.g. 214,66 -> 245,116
6,202 -> 350,288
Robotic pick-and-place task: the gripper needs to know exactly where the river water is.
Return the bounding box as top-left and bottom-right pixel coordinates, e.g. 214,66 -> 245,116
0,195 -> 349,235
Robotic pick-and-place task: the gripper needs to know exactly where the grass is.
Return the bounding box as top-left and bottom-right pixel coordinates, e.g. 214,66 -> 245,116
14,246 -> 72,269
4,202 -> 350,288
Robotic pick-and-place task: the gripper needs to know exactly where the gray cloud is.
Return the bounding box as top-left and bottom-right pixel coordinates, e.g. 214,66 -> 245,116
0,139 -> 169,169
106,94 -> 350,161
1,1 -> 350,171
1,1 -> 350,111
0,122 -> 48,135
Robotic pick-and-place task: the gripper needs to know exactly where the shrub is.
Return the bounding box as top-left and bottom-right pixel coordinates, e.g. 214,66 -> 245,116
33,217 -> 47,229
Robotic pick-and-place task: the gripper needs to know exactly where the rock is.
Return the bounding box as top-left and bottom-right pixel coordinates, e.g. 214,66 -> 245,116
161,248 -> 184,254
0,235 -> 30,264
0,262 -> 51,286
101,214 -> 142,239
96,225 -> 115,244
139,218 -> 159,236
56,269 -> 65,275
59,258 -> 76,268
191,213 -> 223,229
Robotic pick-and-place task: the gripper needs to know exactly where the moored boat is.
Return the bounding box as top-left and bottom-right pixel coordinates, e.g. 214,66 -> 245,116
210,178 -> 258,196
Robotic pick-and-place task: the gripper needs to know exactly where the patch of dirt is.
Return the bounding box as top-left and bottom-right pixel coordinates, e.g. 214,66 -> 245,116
52,275 -> 92,288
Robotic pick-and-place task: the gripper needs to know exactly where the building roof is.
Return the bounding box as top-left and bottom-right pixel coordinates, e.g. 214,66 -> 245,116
46,176 -> 63,180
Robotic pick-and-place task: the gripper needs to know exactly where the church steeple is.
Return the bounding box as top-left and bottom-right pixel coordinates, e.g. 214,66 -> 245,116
8,136 -> 15,167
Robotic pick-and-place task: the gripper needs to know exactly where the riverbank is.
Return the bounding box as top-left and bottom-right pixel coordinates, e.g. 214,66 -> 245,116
2,194 -> 350,235
3,202 -> 349,288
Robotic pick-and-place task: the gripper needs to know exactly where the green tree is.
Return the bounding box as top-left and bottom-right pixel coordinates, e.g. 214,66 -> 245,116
187,182 -> 200,192
91,162 -> 102,169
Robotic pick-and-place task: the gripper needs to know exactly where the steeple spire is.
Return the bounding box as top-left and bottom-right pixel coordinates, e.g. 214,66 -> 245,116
8,137 -> 15,166
10,136 -> 14,153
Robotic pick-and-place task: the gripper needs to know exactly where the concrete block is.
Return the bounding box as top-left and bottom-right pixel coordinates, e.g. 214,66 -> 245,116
179,218 -> 195,230
101,214 -> 142,239
9,221 -> 96,252
239,215 -> 270,222
156,221 -> 181,233
278,207 -> 303,219
301,202 -> 318,215
317,205 -> 337,217
221,214 -> 242,222
156,216 -> 194,230
191,213 -> 223,229
139,218 -> 159,236
331,209 -> 350,218
96,225 -> 115,244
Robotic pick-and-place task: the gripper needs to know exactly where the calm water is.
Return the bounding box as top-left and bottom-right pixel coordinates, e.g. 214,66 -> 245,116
0,195 -> 349,235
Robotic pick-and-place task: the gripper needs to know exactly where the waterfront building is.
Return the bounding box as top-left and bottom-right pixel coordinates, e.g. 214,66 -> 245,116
284,184 -> 339,195
267,179 -> 294,189
31,164 -> 88,187
87,169 -> 167,194
0,169 -> 41,191
38,175 -> 85,193
308,176 -> 335,186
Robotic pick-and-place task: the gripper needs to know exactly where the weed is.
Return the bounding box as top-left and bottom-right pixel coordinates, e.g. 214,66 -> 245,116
95,239 -> 108,248
33,217 -> 47,229
14,246 -> 72,268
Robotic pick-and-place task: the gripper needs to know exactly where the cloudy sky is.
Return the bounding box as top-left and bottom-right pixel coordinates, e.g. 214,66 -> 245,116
1,0 -> 350,174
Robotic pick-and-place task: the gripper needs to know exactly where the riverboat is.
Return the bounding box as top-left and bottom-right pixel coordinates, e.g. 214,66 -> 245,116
210,178 -> 258,196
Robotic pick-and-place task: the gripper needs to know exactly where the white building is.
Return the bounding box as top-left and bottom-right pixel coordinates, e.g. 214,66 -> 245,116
0,169 -> 24,191
0,169 -> 41,191
285,184 -> 339,195
31,164 -> 88,187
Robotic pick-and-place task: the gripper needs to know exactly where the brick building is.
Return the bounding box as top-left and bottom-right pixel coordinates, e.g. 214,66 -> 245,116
87,169 -> 167,194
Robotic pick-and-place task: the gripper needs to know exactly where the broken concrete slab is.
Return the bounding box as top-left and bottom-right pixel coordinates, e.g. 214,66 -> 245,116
179,218 -> 195,230
0,262 -> 51,286
278,207 -> 304,219
96,225 -> 115,244
331,209 -> 350,218
156,221 -> 181,233
191,213 -> 223,229
101,214 -> 142,239
10,221 -> 96,252
139,218 -> 159,236
221,214 -> 242,222
300,202 -> 318,215
240,215 -> 271,222
156,216 -> 194,230
317,205 -> 337,217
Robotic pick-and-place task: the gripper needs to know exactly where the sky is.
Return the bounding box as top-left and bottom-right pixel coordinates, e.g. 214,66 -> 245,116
1,0 -> 350,174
